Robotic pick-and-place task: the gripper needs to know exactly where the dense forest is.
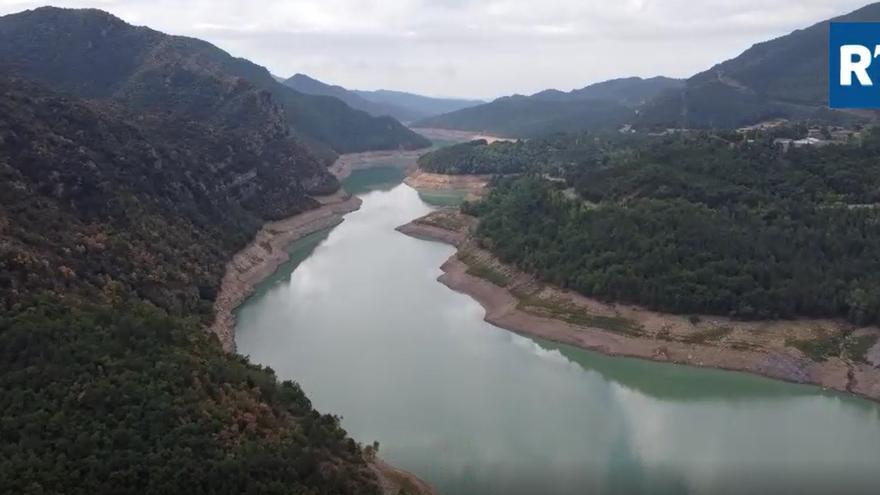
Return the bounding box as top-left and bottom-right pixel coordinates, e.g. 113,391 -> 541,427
412,77 -> 681,138
418,133 -> 634,175
412,95 -> 633,138
636,4 -> 880,128
459,128 -> 880,325
417,139 -> 527,174
0,77 -> 384,493
0,7 -> 430,158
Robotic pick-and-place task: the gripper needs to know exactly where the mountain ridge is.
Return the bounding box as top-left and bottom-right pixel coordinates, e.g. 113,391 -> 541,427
412,76 -> 680,137
283,73 -> 423,122
637,3 -> 880,128
284,73 -> 483,122
531,76 -> 683,106
353,88 -> 484,119
0,6 -> 430,155
0,74 -> 386,493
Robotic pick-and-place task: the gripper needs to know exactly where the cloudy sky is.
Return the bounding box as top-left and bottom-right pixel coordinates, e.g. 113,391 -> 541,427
0,0 -> 870,98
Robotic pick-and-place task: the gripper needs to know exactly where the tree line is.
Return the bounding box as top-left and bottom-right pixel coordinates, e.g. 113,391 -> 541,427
0,77 -> 383,494
460,128 -> 880,324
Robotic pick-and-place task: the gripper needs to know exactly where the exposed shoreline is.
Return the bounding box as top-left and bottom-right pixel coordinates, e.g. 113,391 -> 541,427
211,138 -> 497,351
209,145 -> 879,494
330,148 -> 424,181
397,212 -> 880,403
212,147 -> 419,351
210,152 -> 437,495
210,190 -> 362,352
328,128 -> 510,182
409,127 -> 516,144
403,170 -> 490,201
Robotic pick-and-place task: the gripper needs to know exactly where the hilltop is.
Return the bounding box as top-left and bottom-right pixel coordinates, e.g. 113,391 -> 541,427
0,7 -> 430,156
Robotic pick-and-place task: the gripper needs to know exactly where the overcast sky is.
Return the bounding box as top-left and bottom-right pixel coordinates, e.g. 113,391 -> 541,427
0,0 -> 871,99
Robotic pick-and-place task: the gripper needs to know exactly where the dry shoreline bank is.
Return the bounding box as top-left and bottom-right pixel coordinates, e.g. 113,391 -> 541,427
397,211 -> 880,403
330,148 -> 424,181
401,128 -> 505,200
210,150 -> 437,495
410,127 -> 516,144
404,170 -> 490,201
212,145 -> 429,351
329,128 -> 510,182
210,130 -> 501,350
210,190 -> 362,352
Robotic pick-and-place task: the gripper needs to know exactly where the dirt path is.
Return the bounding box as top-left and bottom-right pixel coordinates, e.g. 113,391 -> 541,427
397,211 -> 880,403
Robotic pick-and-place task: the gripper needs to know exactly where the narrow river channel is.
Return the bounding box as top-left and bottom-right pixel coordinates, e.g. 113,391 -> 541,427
235,164 -> 880,495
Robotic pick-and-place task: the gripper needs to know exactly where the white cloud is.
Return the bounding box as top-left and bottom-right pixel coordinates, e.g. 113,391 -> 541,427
0,0 -> 870,98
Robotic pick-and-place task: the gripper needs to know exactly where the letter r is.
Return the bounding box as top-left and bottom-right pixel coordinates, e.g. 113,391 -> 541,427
840,45 -> 874,86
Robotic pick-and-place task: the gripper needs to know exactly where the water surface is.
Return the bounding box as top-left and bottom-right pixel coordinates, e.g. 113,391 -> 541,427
236,166 -> 880,495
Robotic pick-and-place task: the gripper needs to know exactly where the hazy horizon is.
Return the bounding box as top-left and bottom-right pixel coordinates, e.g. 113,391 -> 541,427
0,0 -> 871,99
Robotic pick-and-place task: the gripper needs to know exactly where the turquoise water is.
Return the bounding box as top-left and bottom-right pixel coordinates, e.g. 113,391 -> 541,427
236,167 -> 880,495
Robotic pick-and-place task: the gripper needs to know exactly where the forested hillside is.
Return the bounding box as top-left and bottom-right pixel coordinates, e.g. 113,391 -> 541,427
531,76 -> 682,106
284,73 -> 425,122
0,77 -> 383,493
413,96 -> 633,138
418,2 -> 880,133
412,77 -> 681,137
418,133 -> 634,175
638,3 -> 880,128
457,130 -> 880,324
285,74 -> 485,123
353,89 -> 483,120
0,7 -> 430,156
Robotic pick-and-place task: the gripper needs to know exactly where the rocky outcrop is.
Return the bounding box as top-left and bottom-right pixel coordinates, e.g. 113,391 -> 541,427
371,458 -> 437,495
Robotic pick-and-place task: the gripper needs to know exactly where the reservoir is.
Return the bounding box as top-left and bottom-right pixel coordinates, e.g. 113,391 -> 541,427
236,164 -> 880,495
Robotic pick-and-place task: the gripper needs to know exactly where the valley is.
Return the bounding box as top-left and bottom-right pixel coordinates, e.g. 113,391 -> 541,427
398,211 -> 880,401
234,158 -> 880,495
3,2 -> 880,494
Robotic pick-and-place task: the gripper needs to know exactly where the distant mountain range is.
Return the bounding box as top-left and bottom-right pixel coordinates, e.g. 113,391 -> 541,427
413,77 -> 682,137
529,76 -> 683,107
0,7 -> 430,157
411,94 -> 636,137
353,88 -> 484,120
283,73 -> 483,123
416,3 -> 880,137
638,2 -> 880,128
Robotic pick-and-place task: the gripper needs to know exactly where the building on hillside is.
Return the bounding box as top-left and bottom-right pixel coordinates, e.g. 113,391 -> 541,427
774,136 -> 831,152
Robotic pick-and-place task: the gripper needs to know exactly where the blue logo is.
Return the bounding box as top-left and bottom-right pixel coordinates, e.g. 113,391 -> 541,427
830,22 -> 880,108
